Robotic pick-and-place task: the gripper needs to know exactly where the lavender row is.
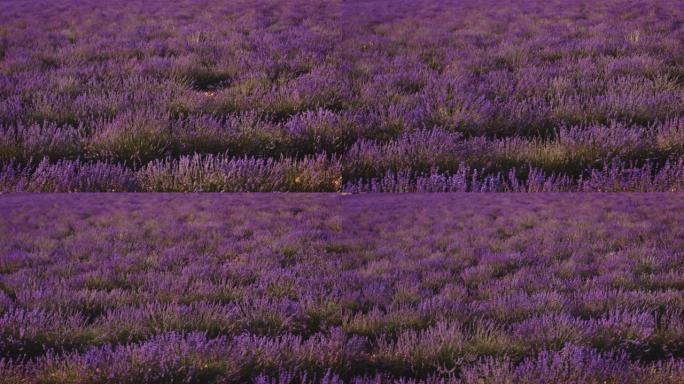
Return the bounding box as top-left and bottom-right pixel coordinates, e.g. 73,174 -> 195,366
0,110 -> 362,164
1,154 -> 683,192
3,117 -> 684,177
345,158 -> 684,192
1,194 -> 683,382
343,120 -> 684,180
3,336 -> 684,383
0,154 -> 342,192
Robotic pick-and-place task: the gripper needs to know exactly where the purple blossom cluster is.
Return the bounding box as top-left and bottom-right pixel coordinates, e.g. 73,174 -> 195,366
1,194 -> 684,382
2,0 -> 684,190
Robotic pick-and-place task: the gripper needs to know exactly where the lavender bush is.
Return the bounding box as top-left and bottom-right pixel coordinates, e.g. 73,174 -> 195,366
1,194 -> 684,382
2,0 -> 684,190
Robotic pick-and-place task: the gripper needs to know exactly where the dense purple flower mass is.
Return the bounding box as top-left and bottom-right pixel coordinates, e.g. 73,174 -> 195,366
1,0 -> 684,191
1,194 -> 684,382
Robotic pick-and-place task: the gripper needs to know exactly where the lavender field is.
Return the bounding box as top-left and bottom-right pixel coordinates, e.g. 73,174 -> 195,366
0,194 -> 683,382
2,0 -> 684,191
3,0 -> 684,383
